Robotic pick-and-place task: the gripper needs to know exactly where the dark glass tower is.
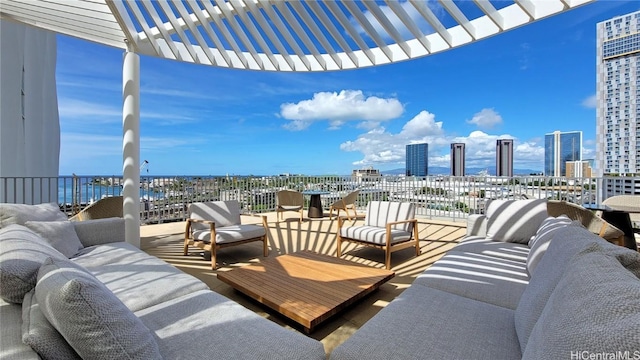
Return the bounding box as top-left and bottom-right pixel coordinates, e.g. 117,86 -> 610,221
406,143 -> 428,177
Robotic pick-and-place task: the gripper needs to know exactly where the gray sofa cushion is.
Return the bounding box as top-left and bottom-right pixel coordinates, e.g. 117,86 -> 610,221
0,203 -> 67,228
514,226 -> 602,352
453,237 -> 530,263
330,285 -> 521,360
522,251 -> 640,358
72,217 -> 125,247
515,225 -> 640,352
413,250 -> 529,309
135,290 -> 326,360
21,290 -> 80,360
485,199 -> 548,243
0,225 -> 66,304
72,242 -> 209,312
1,298 -> 40,360
24,220 -> 84,258
526,215 -> 576,275
35,257 -> 162,360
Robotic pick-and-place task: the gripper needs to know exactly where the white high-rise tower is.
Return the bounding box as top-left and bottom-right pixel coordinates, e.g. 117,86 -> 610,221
596,11 -> 640,177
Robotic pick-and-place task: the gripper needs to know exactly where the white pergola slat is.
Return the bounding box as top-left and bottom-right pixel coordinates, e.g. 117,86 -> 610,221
1,0 -> 596,71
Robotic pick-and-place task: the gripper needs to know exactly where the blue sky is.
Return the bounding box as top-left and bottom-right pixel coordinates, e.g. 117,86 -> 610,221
56,0 -> 639,176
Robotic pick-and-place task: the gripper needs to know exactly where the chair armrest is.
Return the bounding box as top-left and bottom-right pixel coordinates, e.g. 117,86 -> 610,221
73,217 -> 125,247
466,214 -> 487,237
185,218 -> 216,233
385,219 -> 418,227
242,213 -> 268,227
337,214 -> 365,230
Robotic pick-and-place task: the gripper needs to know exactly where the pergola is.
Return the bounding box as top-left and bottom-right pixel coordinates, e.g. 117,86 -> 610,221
0,0 -> 596,246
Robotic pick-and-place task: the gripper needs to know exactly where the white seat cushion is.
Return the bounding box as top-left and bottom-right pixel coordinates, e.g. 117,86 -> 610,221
192,224 -> 266,244
340,225 -> 412,245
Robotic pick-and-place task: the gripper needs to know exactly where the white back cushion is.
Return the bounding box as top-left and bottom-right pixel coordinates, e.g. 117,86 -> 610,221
1,203 -> 67,228
365,201 -> 415,232
188,201 -> 241,230
486,199 -> 548,243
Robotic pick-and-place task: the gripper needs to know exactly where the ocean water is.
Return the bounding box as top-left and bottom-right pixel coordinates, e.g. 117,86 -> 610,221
57,178 -> 162,204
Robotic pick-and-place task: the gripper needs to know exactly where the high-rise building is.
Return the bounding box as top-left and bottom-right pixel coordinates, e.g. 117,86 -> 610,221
566,161 -> 593,178
596,11 -> 640,177
496,139 -> 513,177
450,143 -> 465,176
544,131 -> 582,177
406,143 -> 428,177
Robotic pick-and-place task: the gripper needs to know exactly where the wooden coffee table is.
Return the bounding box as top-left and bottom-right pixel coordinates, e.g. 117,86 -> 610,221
217,250 -> 395,333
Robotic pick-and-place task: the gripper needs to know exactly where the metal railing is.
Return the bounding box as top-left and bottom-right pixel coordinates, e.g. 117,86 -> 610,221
1,175 -> 638,224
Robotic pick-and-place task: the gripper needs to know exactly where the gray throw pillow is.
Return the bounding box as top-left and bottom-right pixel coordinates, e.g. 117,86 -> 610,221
24,221 -> 84,258
522,251 -> 640,358
526,216 -> 576,275
35,257 -> 162,360
485,199 -> 548,243
22,289 -> 81,360
0,203 -> 67,228
0,225 -> 66,304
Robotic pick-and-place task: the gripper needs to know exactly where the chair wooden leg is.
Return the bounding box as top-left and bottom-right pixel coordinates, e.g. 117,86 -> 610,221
211,246 -> 217,270
336,236 -> 342,257
415,225 -> 421,256
263,237 -> 269,257
183,240 -> 189,256
385,248 -> 391,270
299,210 -> 303,222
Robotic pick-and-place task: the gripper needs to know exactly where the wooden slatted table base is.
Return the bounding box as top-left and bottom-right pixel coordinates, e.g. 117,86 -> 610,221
217,250 -> 395,333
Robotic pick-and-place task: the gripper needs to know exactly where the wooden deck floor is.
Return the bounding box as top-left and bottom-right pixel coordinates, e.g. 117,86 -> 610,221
140,211 -> 467,354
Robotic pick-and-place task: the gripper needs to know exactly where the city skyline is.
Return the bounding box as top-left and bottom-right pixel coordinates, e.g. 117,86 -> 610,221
53,1 -> 640,175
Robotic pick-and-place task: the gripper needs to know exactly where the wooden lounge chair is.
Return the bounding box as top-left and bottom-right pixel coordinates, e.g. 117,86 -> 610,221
329,190 -> 360,220
546,200 -> 625,246
184,200 -> 268,269
337,201 -> 420,269
276,190 -> 304,223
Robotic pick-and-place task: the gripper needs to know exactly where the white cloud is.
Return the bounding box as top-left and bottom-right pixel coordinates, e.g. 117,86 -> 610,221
350,1 -> 436,41
399,111 -> 444,138
519,43 -> 531,70
581,94 -> 597,108
280,90 -> 404,131
466,108 -> 503,129
340,111 -> 446,166
58,99 -> 121,121
58,98 -> 196,126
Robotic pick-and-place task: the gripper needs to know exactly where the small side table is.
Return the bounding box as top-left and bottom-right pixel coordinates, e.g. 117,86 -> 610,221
302,190 -> 329,218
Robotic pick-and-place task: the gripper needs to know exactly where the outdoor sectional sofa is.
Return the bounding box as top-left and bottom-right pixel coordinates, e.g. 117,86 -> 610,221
332,199 -> 640,359
0,203 -> 325,360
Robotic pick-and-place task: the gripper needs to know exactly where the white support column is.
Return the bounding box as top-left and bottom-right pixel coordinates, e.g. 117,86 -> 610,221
122,48 -> 140,247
